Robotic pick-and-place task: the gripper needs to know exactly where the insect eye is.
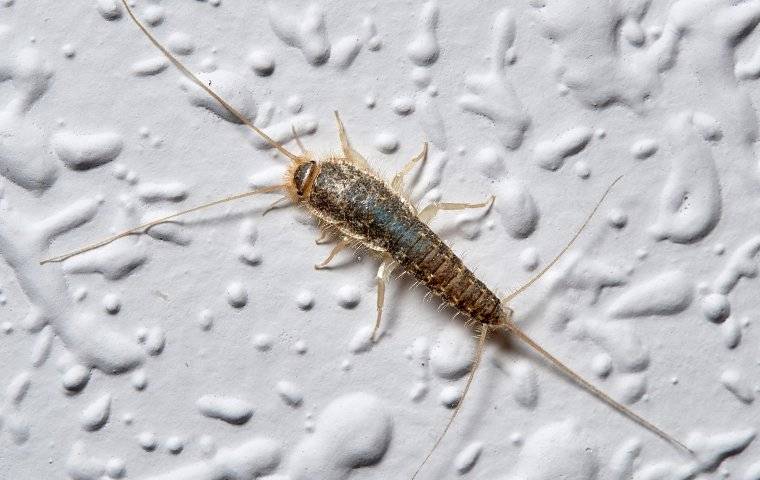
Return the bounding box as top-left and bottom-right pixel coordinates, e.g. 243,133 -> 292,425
293,161 -> 316,196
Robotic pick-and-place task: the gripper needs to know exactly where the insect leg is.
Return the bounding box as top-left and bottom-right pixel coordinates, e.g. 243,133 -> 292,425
373,256 -> 396,342
40,185 -> 284,264
418,196 -> 495,224
333,111 -> 355,158
262,196 -> 290,216
314,229 -> 334,245
314,238 -> 351,270
410,324 -> 490,480
333,111 -> 373,171
391,142 -> 428,192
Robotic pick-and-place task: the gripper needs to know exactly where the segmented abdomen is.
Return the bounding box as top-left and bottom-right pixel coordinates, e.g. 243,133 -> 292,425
308,161 -> 502,324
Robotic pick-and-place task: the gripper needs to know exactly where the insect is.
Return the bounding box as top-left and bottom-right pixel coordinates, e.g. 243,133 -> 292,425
41,1 -> 693,477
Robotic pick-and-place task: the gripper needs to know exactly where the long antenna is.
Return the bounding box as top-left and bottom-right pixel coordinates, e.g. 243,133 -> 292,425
40,185 -> 282,264
119,0 -> 302,163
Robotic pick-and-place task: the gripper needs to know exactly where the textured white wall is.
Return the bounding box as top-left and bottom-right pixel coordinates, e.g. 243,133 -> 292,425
1,0 -> 760,479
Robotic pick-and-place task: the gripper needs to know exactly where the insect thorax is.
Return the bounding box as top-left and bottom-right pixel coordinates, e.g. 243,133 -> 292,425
307,161 -> 415,248
307,161 -> 503,326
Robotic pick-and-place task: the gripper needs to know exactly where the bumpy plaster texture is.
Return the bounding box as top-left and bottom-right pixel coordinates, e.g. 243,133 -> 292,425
1,0 -> 760,479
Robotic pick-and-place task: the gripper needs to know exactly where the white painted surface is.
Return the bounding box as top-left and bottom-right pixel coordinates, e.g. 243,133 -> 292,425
1,0 -> 760,479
